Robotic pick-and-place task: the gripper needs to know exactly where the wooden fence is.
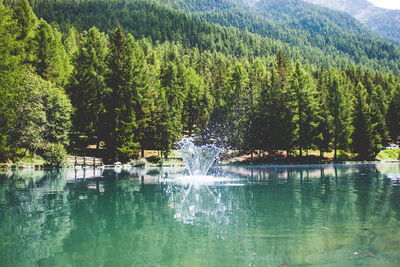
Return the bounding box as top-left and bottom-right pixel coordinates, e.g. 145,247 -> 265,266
67,156 -> 103,167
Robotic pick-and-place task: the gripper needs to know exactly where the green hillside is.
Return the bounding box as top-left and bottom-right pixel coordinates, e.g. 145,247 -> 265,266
24,0 -> 400,75
305,0 -> 400,45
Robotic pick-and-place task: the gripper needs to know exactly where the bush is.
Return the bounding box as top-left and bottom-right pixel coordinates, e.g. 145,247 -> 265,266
15,153 -> 45,167
147,155 -> 161,163
377,149 -> 400,161
129,158 -> 148,167
43,143 -> 68,167
337,150 -> 352,161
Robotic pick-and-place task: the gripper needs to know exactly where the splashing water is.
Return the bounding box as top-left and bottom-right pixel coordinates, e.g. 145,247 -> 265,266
178,138 -> 222,176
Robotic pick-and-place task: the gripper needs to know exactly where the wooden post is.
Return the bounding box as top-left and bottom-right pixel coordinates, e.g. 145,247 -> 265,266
84,156 -> 86,166
75,156 -> 77,167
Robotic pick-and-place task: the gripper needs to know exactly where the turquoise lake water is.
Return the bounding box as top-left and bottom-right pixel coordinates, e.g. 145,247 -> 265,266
1,163 -> 400,266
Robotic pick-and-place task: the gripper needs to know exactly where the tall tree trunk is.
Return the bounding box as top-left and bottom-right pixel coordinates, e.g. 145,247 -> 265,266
334,139 -> 337,161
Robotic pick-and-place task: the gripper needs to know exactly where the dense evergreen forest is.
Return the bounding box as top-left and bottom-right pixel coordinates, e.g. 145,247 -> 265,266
24,0 -> 400,75
1,0 -> 400,164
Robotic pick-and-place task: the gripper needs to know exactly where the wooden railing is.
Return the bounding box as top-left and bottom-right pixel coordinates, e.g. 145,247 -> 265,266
67,156 -> 103,167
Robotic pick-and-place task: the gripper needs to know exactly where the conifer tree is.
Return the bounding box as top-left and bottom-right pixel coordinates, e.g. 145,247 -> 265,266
68,26 -> 109,148
314,69 -> 332,158
387,85 -> 400,143
225,61 -> 249,150
352,82 -> 379,160
289,61 -> 319,156
125,34 -> 152,155
370,84 -> 388,145
105,26 -> 139,161
12,0 -> 37,42
0,1 -> 24,161
157,60 -> 185,157
31,19 -> 70,84
246,58 -> 265,160
182,67 -> 205,136
328,74 -> 352,160
139,47 -> 160,156
63,26 -> 79,58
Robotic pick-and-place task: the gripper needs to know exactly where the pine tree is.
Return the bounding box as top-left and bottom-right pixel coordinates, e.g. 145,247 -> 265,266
105,26 -> 139,161
289,61 -> 319,156
328,73 -> 352,160
370,84 -> 388,145
387,85 -> 400,143
12,0 -> 37,42
157,60 -> 185,157
314,69 -> 332,158
225,61 -> 249,150
0,1 -> 24,161
0,1 -> 22,72
68,26 -> 109,148
125,34 -> 152,155
352,82 -> 379,160
139,47 -> 160,156
246,58 -> 265,160
182,67 -> 205,136
31,19 -> 70,84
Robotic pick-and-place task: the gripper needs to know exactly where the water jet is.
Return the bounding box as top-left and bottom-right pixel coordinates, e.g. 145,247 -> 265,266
177,138 -> 222,176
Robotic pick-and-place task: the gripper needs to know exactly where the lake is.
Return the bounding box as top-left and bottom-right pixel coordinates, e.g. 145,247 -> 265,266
1,163 -> 400,266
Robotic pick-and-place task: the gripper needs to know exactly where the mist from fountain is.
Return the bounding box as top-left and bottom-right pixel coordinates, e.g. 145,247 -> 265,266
177,138 -> 222,176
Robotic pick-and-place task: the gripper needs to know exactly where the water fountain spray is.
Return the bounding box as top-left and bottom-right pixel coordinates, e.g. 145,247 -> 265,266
177,138 -> 222,176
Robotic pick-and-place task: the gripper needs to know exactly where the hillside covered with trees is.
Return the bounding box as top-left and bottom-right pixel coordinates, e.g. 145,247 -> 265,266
305,0 -> 400,45
1,0 -> 400,164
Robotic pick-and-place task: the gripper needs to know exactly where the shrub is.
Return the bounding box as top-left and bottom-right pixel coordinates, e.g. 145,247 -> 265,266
147,155 -> 161,163
337,150 -> 352,161
377,149 -> 400,161
43,143 -> 68,167
129,158 -> 148,167
15,154 -> 45,167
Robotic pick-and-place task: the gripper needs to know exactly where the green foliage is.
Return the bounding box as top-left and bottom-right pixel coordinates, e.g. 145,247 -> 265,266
1,0 -> 400,164
103,26 -> 145,160
387,86 -> 400,143
225,61 -> 249,150
326,71 -> 353,159
12,0 -> 37,41
43,143 -> 68,167
289,61 -> 319,156
30,19 -> 71,84
67,26 -> 109,146
336,150 -> 352,162
377,149 -> 400,161
370,84 -> 389,144
182,67 -> 207,136
351,82 -> 379,160
29,0 -> 400,75
0,1 -> 22,71
0,135 -> 13,162
11,72 -> 73,151
14,152 -> 45,167
129,158 -> 148,167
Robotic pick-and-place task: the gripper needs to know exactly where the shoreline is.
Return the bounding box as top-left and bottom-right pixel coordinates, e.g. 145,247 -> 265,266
2,160 -> 400,171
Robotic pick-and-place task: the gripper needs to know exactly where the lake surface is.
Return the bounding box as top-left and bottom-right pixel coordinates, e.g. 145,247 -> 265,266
1,163 -> 400,266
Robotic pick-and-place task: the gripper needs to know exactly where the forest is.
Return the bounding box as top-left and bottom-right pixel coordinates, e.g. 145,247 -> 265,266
1,0 -> 400,164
